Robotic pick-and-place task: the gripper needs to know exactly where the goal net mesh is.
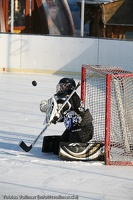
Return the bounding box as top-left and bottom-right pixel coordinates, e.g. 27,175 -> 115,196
81,65 -> 133,165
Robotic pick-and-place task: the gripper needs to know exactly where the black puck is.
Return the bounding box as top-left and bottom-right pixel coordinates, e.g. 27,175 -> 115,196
32,80 -> 37,86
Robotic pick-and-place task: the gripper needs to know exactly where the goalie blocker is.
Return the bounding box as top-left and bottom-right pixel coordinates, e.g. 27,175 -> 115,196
42,135 -> 105,161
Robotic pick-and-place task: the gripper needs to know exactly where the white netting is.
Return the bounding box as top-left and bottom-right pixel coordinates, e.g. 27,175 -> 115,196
82,65 -> 133,165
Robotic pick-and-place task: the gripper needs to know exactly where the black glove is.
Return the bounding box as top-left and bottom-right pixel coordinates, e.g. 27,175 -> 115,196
51,116 -> 59,124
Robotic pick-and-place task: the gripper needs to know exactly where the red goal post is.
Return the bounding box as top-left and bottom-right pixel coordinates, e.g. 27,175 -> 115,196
81,64 -> 133,165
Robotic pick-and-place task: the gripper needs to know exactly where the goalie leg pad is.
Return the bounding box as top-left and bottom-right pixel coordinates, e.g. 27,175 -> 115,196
42,135 -> 61,155
59,142 -> 105,161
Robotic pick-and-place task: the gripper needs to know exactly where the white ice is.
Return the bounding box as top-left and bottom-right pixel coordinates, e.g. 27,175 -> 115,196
0,72 -> 133,200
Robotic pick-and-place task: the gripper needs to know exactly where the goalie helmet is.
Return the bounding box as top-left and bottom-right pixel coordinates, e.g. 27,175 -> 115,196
56,78 -> 76,95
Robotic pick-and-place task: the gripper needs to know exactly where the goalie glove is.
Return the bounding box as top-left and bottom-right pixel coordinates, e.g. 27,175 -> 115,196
51,116 -> 59,124
63,110 -> 82,130
41,97 -> 62,125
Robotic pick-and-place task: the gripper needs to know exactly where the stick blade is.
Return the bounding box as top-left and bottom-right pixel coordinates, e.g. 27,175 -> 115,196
19,141 -> 32,152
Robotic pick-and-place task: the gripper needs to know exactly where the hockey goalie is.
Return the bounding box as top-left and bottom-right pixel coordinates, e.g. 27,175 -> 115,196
40,78 -> 105,161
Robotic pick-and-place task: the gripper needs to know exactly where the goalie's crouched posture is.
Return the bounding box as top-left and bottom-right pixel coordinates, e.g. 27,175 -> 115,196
40,78 -> 104,161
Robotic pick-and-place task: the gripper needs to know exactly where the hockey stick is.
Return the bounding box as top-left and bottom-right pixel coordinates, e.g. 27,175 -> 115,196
19,82 -> 80,152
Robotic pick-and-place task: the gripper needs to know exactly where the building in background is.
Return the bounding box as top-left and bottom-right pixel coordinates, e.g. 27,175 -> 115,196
0,0 -> 75,35
77,0 -> 133,39
0,0 -> 133,40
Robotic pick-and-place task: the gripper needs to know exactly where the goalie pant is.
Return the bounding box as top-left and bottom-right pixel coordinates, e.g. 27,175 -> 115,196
60,109 -> 94,143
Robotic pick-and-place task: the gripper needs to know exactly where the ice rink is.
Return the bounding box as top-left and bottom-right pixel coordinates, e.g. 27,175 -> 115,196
0,72 -> 133,200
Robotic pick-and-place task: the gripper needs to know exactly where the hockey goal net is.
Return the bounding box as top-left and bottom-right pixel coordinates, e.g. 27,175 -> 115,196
81,65 -> 133,165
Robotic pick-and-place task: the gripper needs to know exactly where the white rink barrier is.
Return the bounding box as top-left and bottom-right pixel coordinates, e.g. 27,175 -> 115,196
0,33 -> 132,74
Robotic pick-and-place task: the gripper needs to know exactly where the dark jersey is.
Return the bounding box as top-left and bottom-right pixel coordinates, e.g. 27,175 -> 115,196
54,92 -> 81,115
54,91 -> 93,127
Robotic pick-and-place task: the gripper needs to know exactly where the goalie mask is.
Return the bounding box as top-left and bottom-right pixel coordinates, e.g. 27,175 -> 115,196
56,78 -> 76,95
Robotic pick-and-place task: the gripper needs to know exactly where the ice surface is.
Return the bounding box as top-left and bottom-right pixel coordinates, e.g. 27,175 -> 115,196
0,72 -> 133,200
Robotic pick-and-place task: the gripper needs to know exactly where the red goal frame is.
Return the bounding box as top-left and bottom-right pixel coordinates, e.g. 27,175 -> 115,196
81,64 -> 133,165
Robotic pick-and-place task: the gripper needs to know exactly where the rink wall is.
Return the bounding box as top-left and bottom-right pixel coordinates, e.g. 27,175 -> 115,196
0,33 -> 133,74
